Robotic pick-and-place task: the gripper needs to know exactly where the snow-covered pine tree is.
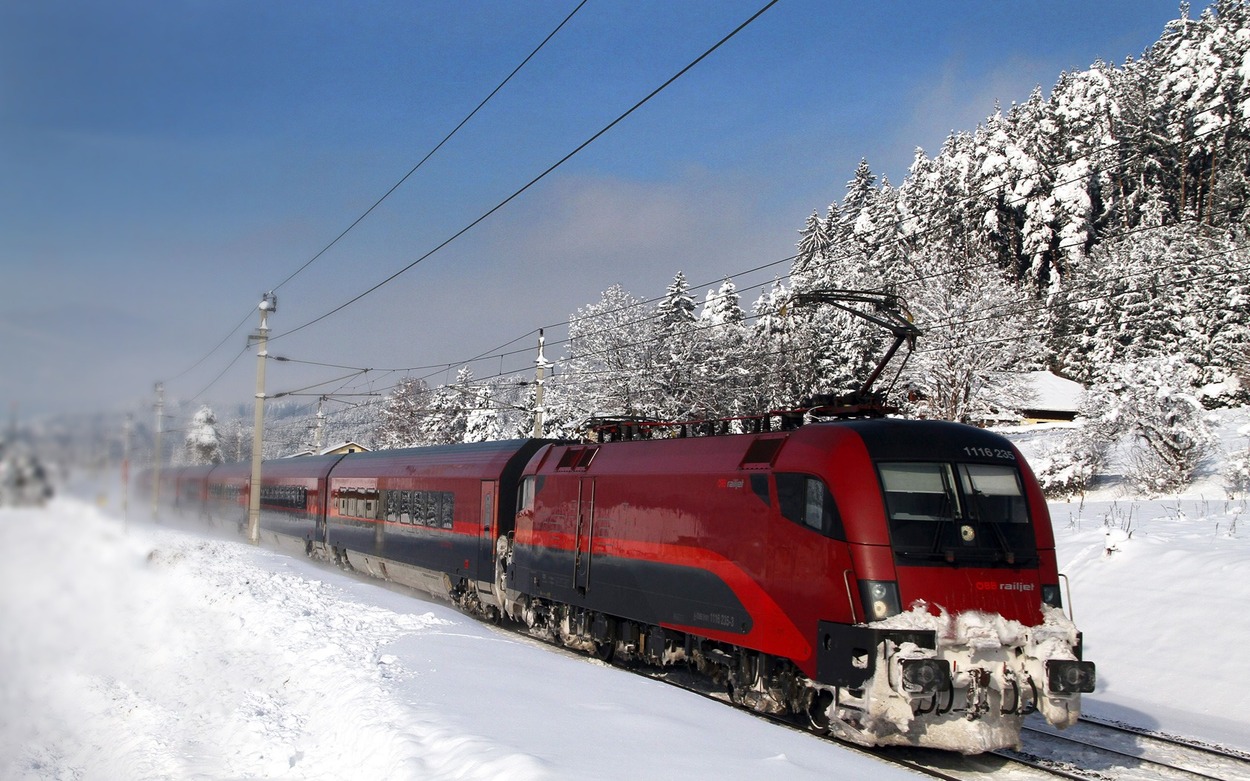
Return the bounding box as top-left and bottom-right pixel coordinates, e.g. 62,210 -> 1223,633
1093,357 -> 1215,494
655,271 -> 697,332
741,280 -> 802,413
653,272 -> 701,420
420,367 -> 473,445
549,284 -> 659,430
1053,225 -> 1250,400
691,279 -> 751,419
837,159 -> 878,248
375,376 -> 431,449
796,211 -> 831,270
463,380 -> 504,443
899,255 -> 1042,423
1151,2 -> 1250,225
184,406 -> 224,465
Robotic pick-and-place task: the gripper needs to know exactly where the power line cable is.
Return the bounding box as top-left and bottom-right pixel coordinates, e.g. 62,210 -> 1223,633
184,56 -> 1248,405
270,0 -> 783,343
162,0 -> 588,394
270,0 -> 590,293
354,99 -> 1249,382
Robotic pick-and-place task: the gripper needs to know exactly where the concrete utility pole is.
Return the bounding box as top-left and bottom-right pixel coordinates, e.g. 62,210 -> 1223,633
314,396 -> 325,453
152,382 -> 164,519
246,293 -> 276,545
533,329 -> 551,438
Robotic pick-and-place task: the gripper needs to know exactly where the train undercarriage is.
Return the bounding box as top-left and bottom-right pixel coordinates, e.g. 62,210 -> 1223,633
496,591 -> 1092,754
270,527 -> 1092,755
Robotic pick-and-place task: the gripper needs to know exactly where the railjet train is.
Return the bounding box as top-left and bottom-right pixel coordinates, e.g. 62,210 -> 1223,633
147,416 -> 1095,754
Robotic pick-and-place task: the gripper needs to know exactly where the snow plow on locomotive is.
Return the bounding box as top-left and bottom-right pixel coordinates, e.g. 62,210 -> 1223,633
144,416 -> 1092,754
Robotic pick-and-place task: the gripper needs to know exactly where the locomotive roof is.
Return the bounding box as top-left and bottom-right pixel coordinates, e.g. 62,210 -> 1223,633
819,418 -> 1020,462
535,418 -> 1022,475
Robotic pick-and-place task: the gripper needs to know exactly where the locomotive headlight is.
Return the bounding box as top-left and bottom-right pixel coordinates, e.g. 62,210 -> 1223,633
1046,659 -> 1096,694
899,658 -> 951,696
1041,584 -> 1063,609
858,580 -> 902,622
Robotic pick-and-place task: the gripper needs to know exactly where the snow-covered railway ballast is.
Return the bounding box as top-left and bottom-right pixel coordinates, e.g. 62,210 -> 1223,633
141,415 -> 1094,755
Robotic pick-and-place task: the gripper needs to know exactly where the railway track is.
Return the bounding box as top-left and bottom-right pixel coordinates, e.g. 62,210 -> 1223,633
1003,715 -> 1250,780
639,663 -> 1250,781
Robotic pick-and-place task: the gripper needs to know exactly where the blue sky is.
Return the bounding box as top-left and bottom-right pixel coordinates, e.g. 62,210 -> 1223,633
1,0 -> 1185,421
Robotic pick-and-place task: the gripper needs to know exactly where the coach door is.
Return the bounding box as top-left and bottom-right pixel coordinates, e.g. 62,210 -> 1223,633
573,478 -> 596,594
479,480 -> 499,578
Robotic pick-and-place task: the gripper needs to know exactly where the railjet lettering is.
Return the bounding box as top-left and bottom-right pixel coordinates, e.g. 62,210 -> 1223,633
976,581 -> 1035,592
716,479 -> 745,489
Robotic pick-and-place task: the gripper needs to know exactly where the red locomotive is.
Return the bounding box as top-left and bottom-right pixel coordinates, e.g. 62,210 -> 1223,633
147,416 -> 1093,753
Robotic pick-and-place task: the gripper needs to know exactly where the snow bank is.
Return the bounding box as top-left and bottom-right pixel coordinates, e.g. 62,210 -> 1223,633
0,499 -> 910,780
1007,406 -> 1250,750
1050,495 -> 1250,750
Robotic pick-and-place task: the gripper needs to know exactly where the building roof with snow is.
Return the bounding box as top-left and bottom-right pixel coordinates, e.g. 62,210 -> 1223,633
1019,370 -> 1084,422
319,441 -> 370,456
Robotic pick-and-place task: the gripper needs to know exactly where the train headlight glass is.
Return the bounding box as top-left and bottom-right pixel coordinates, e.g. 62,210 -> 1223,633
899,658 -> 950,696
1045,659 -> 1096,694
858,580 -> 901,622
1041,584 -> 1063,609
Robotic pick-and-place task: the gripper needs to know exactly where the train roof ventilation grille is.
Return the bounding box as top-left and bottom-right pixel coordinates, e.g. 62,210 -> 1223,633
740,436 -> 786,469
557,446 -> 598,471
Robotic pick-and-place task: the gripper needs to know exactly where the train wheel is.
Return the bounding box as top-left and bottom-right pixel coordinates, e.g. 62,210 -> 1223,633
806,690 -> 834,735
592,639 -> 614,663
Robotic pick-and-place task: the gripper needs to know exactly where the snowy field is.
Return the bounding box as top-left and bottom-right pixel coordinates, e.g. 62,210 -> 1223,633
3,409 -> 1250,779
0,497 -> 911,780
1008,405 -> 1250,752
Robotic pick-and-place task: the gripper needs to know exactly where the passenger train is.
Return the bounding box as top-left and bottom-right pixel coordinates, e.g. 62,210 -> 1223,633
144,415 -> 1094,753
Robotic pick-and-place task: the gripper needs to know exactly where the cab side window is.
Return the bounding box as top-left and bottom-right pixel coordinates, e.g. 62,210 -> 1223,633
776,473 -> 845,540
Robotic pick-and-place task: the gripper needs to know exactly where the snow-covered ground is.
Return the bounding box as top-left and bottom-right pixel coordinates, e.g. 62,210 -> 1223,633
0,497 -> 911,780
1007,405 -> 1250,752
3,408 -> 1249,779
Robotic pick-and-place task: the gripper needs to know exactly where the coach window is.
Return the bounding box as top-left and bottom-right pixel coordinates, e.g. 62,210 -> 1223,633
439,492 -> 455,529
417,491 -> 430,526
776,473 -> 844,539
404,492 -> 417,524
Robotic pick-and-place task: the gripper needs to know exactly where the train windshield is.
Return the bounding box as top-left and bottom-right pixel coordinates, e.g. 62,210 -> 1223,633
878,462 -> 1036,565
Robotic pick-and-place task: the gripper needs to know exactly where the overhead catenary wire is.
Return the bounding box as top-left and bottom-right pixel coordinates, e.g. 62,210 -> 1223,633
270,0 -> 783,343
178,62 -> 1247,411
398,207 -> 1246,395
161,1 -> 588,395
289,199 -> 1250,417
269,0 -> 590,295
186,76 -> 1242,401
324,98 -> 1250,389
300,264 -> 1250,435
444,220 -> 1250,394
